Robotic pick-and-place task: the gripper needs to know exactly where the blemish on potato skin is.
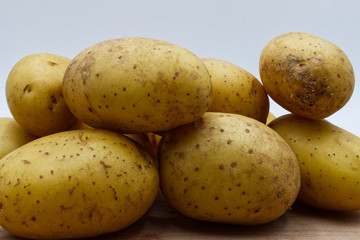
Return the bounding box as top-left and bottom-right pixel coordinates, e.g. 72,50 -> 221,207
23,84 -> 32,93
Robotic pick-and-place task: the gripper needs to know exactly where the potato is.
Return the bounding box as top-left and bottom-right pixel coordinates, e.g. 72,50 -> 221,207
0,118 -> 37,159
202,58 -> 269,123
62,37 -> 212,133
6,53 -> 77,137
158,112 -> 300,225
259,32 -> 355,119
147,132 -> 162,157
125,133 -> 157,158
269,114 -> 360,211
0,129 -> 159,239
266,112 -> 276,125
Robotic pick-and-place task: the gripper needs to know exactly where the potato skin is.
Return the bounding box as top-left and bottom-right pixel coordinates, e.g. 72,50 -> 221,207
0,129 -> 159,239
202,58 -> 269,123
159,112 -> 300,225
0,118 -> 37,159
62,37 -> 212,133
6,53 -> 76,137
266,112 -> 276,125
259,32 -> 354,119
269,114 -> 360,211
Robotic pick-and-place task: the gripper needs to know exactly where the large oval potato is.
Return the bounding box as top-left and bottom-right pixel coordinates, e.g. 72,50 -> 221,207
6,53 -> 76,137
159,112 -> 300,225
202,58 -> 269,123
62,37 -> 212,133
269,114 -> 360,211
0,129 -> 159,239
0,118 -> 37,159
259,32 -> 354,119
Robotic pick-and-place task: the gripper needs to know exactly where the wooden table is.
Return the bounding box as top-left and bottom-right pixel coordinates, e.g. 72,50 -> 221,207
1,191 -> 359,239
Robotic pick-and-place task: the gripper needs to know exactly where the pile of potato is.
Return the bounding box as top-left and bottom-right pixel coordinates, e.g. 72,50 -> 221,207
0,32 -> 358,239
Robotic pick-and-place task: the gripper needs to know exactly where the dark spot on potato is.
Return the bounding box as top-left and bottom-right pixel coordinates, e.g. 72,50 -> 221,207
219,165 -> 224,170
215,196 -> 219,200
100,161 -> 111,170
195,167 -> 199,172
30,216 -> 36,221
23,84 -> 32,93
22,159 -> 31,164
254,208 -> 261,213
109,185 -> 118,200
48,61 -> 58,66
51,95 -> 57,103
248,149 -> 254,154
50,170 -> 54,175
231,162 -> 236,168
227,139 -> 232,145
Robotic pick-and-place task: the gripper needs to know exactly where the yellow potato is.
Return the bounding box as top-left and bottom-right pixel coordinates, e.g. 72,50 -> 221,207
202,58 -> 269,123
0,118 -> 37,159
6,53 -> 77,137
269,114 -> 360,211
125,133 -> 157,158
266,112 -> 276,125
159,112 -> 300,225
62,37 -> 212,133
0,129 -> 159,239
259,32 -> 355,119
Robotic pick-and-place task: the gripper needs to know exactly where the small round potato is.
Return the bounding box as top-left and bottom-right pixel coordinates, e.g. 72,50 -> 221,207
0,118 -> 37,159
6,53 -> 76,137
202,58 -> 269,123
159,112 -> 300,225
62,37 -> 212,133
0,129 -> 159,239
259,32 -> 355,119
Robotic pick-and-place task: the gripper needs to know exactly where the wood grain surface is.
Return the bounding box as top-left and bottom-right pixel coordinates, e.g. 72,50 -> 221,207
1,191 -> 359,240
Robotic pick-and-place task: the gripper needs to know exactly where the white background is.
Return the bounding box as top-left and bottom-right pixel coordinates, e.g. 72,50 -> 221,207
0,0 -> 359,136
